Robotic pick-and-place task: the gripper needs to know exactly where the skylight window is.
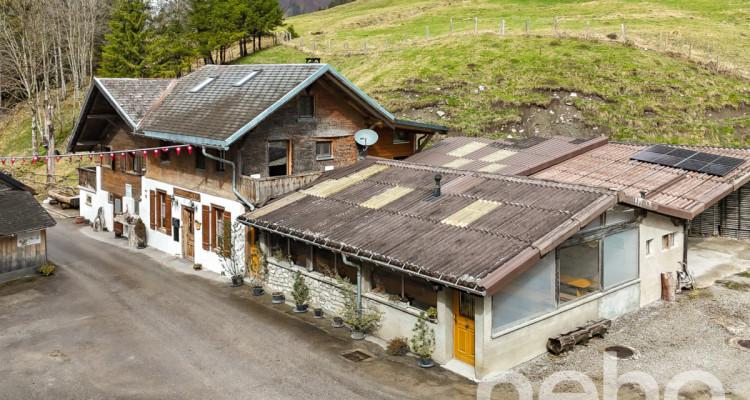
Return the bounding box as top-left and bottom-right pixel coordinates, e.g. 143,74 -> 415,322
189,76 -> 217,93
233,70 -> 261,87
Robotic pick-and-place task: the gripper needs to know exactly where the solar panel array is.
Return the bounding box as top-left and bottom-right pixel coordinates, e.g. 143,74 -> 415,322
630,145 -> 746,177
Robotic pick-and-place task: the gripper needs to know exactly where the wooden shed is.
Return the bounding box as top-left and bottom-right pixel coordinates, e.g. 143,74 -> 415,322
0,172 -> 56,274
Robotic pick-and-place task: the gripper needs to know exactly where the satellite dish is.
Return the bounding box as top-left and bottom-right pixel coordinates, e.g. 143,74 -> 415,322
354,129 -> 379,147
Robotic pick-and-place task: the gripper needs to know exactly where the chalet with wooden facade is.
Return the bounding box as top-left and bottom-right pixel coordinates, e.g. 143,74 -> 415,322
68,64 -> 447,274
0,172 -> 56,274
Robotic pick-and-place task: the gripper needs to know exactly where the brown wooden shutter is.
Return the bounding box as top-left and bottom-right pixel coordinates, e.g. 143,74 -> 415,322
223,211 -> 232,256
165,194 -> 172,235
120,154 -> 126,172
202,205 -> 210,250
149,190 -> 156,230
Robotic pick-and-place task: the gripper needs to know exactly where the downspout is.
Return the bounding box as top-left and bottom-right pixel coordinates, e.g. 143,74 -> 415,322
341,254 -> 362,319
202,147 -> 255,211
683,219 -> 690,267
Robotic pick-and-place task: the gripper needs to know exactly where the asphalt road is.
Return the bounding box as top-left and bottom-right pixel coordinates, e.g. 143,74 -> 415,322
0,218 -> 476,399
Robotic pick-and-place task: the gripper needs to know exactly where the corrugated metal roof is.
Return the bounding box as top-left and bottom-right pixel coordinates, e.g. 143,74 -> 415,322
408,136 -> 607,176
533,142 -> 750,219
240,159 -> 617,295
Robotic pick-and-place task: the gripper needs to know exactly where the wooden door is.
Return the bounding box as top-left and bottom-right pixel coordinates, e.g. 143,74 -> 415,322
453,291 -> 476,366
113,195 -> 123,234
181,206 -> 194,261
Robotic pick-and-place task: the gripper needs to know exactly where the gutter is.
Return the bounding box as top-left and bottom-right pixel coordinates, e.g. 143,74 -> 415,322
340,254 -> 362,321
201,148 -> 255,211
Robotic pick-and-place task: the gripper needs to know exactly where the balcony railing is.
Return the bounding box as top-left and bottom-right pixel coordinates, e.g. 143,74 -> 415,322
240,171 -> 322,206
77,166 -> 97,191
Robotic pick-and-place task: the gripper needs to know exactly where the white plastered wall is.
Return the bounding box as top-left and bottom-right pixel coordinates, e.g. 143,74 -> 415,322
638,211 -> 684,306
141,177 -> 247,274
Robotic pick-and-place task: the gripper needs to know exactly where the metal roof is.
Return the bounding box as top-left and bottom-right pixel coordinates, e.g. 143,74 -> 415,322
532,142 -> 750,219
406,136 -> 607,176
239,159 -> 617,295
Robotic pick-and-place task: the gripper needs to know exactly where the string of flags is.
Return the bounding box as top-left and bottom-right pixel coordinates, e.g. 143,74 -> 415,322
0,144 -> 195,166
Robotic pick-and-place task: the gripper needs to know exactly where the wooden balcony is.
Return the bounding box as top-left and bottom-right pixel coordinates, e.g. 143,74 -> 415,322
77,166 -> 97,191
240,171 -> 322,206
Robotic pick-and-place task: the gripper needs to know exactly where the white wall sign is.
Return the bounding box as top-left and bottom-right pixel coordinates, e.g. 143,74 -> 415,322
17,231 -> 41,247
125,183 -> 133,198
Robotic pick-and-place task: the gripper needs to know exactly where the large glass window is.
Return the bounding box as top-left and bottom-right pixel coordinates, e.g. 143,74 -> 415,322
371,265 -> 436,310
602,229 -> 639,289
492,252 -> 556,332
558,240 -> 601,302
289,239 -> 309,267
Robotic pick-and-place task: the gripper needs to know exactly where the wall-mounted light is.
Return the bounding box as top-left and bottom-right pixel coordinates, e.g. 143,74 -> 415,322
432,283 -> 443,292
171,196 -> 178,207
188,200 -> 197,212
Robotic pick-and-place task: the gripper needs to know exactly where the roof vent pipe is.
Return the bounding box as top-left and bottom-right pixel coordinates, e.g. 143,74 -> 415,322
434,174 -> 443,198
640,190 -> 647,199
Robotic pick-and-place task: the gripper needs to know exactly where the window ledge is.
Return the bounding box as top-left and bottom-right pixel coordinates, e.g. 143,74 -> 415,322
364,292 -> 427,318
316,156 -> 334,161
298,117 -> 316,123
490,279 -> 640,339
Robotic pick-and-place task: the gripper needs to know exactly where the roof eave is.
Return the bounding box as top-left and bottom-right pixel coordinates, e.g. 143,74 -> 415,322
141,131 -> 226,149
394,119 -> 449,133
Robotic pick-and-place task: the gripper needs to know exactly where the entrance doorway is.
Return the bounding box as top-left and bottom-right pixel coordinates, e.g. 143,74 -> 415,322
453,291 -> 476,366
181,206 -> 194,261
113,194 -> 123,235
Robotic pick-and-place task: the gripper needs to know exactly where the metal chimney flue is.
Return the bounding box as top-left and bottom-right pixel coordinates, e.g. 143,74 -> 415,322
433,174 -> 442,198
640,190 -> 647,199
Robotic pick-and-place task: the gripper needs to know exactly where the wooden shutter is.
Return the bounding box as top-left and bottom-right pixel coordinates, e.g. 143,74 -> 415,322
202,205 -> 210,250
120,154 -> 126,172
149,190 -> 156,230
223,211 -> 232,256
165,194 -> 172,235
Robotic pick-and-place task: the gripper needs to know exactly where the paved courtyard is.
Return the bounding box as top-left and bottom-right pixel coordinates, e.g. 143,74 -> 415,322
0,218 -> 475,399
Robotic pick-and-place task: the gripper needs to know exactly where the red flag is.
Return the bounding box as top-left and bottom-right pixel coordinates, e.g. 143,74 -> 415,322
187,145 -> 193,155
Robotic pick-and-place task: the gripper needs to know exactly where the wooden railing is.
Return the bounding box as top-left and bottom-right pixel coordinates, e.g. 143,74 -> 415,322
240,171 -> 322,206
77,167 -> 97,191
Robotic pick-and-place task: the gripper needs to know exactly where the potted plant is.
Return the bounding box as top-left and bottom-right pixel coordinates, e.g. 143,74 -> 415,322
331,316 -> 344,328
134,218 -> 147,248
314,308 -> 323,318
249,246 -> 268,296
411,311 -> 436,368
272,292 -> 285,304
427,307 -> 438,323
217,220 -> 246,287
291,271 -> 309,313
388,294 -> 409,308
337,275 -> 383,339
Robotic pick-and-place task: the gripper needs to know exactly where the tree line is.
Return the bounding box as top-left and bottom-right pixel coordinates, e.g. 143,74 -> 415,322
101,0 -> 285,78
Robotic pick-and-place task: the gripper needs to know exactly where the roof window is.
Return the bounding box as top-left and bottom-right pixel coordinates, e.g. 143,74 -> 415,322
233,70 -> 261,87
189,76 -> 217,93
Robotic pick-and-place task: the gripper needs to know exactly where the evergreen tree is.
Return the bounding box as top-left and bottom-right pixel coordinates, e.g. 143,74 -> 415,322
99,0 -> 152,77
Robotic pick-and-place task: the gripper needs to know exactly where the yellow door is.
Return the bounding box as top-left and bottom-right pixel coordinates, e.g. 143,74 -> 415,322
453,291 -> 475,365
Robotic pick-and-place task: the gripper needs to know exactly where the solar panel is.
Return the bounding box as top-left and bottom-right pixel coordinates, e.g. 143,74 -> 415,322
649,145 -> 673,154
666,148 -> 697,158
629,145 -> 747,177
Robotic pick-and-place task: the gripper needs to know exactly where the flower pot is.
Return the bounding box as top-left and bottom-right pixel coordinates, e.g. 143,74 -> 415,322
428,316 -> 437,323
75,216 -> 84,224
272,292 -> 285,304
294,304 -> 308,313
252,286 -> 264,296
332,317 -> 344,328
230,276 -> 244,287
137,242 -> 146,249
418,357 -> 435,368
350,330 -> 365,340
313,308 -> 323,318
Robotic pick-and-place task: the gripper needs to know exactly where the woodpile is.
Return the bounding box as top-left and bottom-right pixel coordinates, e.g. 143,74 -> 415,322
546,318 -> 611,355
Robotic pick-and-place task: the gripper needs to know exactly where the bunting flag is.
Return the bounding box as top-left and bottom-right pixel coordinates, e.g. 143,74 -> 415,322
0,144 -> 195,166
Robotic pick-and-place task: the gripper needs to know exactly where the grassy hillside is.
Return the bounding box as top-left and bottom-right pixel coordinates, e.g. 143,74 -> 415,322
238,0 -> 750,146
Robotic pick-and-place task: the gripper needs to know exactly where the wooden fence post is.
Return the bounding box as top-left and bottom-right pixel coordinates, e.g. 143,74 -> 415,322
622,23 -> 627,41
502,19 -> 505,35
586,21 -> 590,39
312,41 -> 316,52
555,16 -> 558,36
474,17 -> 478,33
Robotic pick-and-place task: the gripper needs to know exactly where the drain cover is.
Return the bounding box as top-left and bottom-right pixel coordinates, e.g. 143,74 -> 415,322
604,345 -> 635,359
341,350 -> 371,362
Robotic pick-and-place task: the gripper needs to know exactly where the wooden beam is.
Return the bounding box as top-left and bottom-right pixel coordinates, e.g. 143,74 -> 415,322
417,133 -> 435,152
87,114 -> 119,120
